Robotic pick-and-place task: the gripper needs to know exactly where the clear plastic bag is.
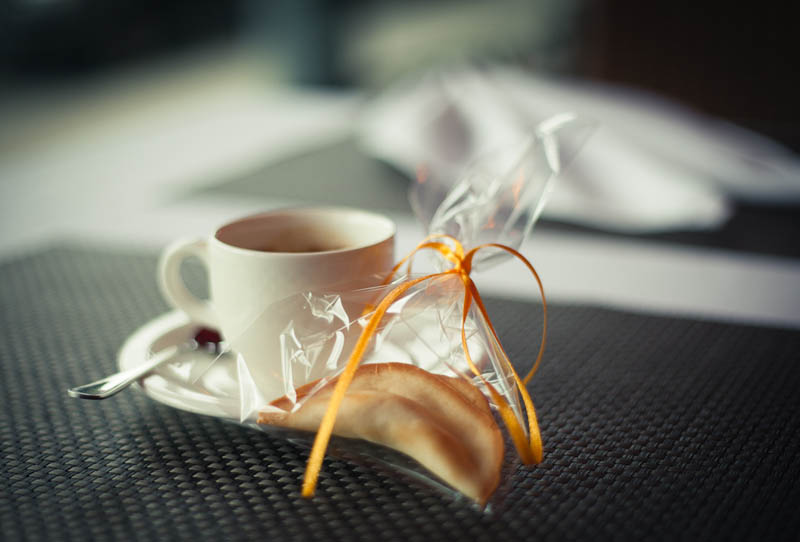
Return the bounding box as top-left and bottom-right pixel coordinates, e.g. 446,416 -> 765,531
223,113 -> 593,507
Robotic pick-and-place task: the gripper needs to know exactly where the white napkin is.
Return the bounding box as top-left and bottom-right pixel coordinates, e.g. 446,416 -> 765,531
357,66 -> 800,233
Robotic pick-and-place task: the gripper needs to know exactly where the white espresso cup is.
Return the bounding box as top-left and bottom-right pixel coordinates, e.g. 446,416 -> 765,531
157,207 -> 395,401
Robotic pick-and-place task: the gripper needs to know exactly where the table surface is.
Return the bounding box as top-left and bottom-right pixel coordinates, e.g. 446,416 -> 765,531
1,246 -> 799,541
2,47 -> 800,541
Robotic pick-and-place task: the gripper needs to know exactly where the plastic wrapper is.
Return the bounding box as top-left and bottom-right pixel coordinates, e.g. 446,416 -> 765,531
207,113 -> 593,508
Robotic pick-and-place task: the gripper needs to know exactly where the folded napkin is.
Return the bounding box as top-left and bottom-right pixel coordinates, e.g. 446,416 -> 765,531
357,66 -> 800,233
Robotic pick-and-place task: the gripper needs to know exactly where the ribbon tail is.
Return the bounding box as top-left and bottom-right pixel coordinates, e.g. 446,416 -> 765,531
458,278 -> 540,465
461,244 -> 547,465
301,274 -> 441,497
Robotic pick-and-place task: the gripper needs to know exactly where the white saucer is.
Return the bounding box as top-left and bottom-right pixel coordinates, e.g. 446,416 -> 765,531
118,309 -> 494,421
118,310 -> 241,419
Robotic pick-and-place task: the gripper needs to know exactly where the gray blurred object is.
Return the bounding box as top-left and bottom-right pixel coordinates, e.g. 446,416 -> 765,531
240,0 -> 341,85
339,0 -> 586,87
239,0 -> 585,87
197,138 -> 412,211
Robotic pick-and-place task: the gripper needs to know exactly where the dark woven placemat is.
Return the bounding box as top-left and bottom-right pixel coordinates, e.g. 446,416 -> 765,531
1,246 -> 799,541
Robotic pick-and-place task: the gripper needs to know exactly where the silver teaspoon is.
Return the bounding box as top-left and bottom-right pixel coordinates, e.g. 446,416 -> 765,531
68,328 -> 224,400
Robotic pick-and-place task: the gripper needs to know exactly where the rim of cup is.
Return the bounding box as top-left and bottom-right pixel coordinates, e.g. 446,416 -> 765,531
212,206 -> 396,256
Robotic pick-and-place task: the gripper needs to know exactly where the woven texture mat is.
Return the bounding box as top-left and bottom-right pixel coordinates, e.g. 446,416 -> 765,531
2,247 -> 799,541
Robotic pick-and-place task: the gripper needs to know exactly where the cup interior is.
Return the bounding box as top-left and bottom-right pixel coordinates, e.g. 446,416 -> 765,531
214,207 -> 395,254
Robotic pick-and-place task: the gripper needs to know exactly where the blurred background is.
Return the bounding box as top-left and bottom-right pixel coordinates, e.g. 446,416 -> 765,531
2,0 -> 796,138
1,0 -> 799,324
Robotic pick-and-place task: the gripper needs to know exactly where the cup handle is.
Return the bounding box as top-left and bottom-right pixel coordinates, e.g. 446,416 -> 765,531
157,238 -> 217,328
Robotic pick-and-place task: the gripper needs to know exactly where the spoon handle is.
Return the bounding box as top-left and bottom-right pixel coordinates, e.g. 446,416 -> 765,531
68,345 -> 180,400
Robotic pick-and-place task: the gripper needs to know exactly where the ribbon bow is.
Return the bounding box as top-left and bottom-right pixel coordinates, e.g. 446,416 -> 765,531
301,234 -> 547,497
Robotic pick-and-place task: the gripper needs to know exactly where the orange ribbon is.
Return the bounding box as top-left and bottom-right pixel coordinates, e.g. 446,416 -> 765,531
301,234 -> 547,497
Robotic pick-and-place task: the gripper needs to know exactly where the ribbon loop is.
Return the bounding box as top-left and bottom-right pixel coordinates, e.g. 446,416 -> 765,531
300,234 -> 547,497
